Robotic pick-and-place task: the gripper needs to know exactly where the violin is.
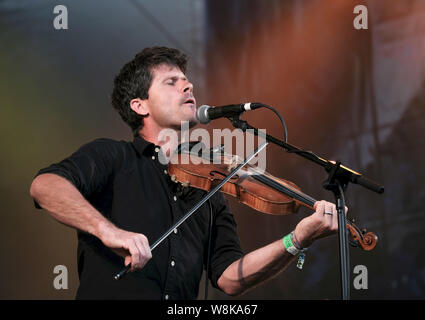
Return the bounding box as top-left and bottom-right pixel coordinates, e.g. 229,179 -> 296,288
168,144 -> 377,251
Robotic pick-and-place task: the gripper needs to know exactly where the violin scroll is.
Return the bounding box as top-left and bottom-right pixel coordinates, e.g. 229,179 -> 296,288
346,219 -> 378,251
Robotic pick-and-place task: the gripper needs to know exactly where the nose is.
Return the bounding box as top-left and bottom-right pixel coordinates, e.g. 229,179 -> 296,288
182,80 -> 193,93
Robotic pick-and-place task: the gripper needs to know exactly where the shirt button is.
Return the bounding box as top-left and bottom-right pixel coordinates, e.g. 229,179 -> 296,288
173,228 -> 178,234
155,147 -> 160,153
151,155 -> 155,160
165,294 -> 169,300
164,169 -> 168,175
171,260 -> 175,267
173,196 -> 177,201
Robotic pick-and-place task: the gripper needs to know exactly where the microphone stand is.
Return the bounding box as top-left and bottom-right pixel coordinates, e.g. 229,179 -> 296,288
227,115 -> 384,300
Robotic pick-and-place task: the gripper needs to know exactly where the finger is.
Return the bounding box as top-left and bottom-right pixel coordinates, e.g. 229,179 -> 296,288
315,200 -> 326,215
138,238 -> 151,270
128,239 -> 141,271
133,237 -> 149,269
323,202 -> 334,215
125,256 -> 132,268
331,204 -> 338,231
140,236 -> 152,264
324,202 -> 334,220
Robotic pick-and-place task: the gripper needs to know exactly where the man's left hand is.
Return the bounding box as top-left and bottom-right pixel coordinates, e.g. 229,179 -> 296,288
293,200 -> 348,248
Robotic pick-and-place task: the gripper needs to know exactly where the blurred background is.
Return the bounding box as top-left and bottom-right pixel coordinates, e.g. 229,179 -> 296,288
1,0 -> 424,299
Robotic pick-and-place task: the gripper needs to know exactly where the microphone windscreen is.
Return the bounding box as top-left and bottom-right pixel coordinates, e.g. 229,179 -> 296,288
196,105 -> 211,124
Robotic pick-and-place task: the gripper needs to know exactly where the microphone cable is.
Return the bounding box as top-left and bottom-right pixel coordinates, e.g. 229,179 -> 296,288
258,103 -> 288,143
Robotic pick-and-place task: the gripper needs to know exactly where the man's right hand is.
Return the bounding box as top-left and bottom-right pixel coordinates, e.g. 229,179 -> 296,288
99,225 -> 152,272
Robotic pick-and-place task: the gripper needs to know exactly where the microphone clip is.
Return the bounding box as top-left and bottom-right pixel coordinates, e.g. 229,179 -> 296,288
227,115 -> 249,132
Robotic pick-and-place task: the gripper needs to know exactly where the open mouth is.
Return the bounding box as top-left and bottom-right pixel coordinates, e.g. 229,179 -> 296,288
183,98 -> 195,105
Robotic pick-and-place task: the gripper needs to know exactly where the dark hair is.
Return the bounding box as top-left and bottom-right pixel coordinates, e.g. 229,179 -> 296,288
111,47 -> 188,136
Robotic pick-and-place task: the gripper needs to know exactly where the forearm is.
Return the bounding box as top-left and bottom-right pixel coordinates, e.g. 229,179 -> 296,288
217,238 -> 297,296
30,173 -> 115,240
30,173 -> 153,270
218,201 -> 346,296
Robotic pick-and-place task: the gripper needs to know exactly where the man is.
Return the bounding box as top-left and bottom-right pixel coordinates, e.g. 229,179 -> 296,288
30,47 -> 345,299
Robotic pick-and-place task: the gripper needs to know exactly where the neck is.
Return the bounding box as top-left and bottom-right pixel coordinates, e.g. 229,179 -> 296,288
138,125 -> 190,160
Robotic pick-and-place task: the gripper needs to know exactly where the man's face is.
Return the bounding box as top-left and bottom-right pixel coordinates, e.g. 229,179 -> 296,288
144,63 -> 197,131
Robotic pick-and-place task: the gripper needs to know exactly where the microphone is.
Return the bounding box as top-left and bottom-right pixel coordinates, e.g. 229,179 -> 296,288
196,103 -> 263,124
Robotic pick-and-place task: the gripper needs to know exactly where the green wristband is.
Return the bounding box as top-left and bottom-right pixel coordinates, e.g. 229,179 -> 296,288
283,232 -> 307,269
283,233 -> 294,250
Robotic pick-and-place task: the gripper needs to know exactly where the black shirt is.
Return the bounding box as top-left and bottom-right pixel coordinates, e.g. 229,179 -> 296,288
34,136 -> 244,300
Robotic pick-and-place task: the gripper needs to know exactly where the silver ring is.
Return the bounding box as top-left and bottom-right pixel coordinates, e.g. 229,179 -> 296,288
324,211 -> 334,215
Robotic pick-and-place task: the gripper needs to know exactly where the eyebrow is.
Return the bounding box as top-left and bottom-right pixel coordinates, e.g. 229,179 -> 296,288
162,75 -> 187,83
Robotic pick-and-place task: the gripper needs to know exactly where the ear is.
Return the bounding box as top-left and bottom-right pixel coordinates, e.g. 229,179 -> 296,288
130,98 -> 149,116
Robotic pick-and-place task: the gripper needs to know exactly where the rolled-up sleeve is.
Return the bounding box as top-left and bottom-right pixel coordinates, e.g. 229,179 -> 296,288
33,138 -> 120,209
208,193 -> 244,290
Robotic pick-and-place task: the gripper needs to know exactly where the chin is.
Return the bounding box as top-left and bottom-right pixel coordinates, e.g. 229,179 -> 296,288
167,119 -> 195,131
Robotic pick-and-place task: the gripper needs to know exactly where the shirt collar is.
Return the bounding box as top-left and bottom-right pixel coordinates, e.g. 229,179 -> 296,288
133,135 -> 155,156
133,135 -> 194,160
